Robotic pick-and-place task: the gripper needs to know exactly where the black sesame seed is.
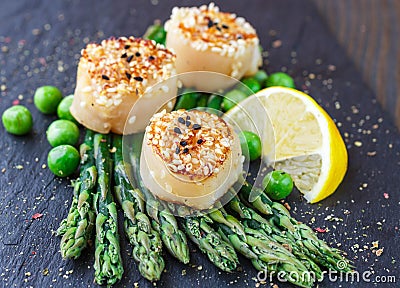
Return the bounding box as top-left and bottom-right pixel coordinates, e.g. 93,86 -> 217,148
178,117 -> 185,124
180,140 -> 187,147
133,76 -> 143,82
135,52 -> 141,57
186,115 -> 191,120
207,19 -> 214,28
237,35 -> 243,39
183,148 -> 189,154
125,72 -> 132,80
124,45 -> 131,49
127,55 -> 133,62
174,127 -> 182,134
149,55 -> 155,61
175,147 -> 180,154
197,139 -> 203,144
101,75 -> 110,80
222,24 -> 229,29
216,26 -> 222,32
193,124 -> 201,130
186,121 -> 191,127
121,53 -> 127,58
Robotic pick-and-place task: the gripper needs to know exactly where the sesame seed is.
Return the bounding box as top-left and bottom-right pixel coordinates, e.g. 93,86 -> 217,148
222,24 -> 229,29
125,72 -> 132,80
174,127 -> 182,134
175,147 -> 180,154
193,124 -> 201,130
186,121 -> 191,127
197,139 -> 203,144
127,55 -> 133,62
124,45 -> 130,49
207,19 -> 214,28
121,52 -> 127,58
134,76 -> 143,82
183,148 -> 189,153
186,116 -> 191,120
178,117 -> 185,124
149,55 -> 155,61
180,140 -> 188,147
102,75 -> 110,80
135,52 -> 141,57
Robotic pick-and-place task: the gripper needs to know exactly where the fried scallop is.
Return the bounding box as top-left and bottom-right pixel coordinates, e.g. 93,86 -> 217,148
70,37 -> 177,134
140,109 -> 243,210
165,3 -> 262,91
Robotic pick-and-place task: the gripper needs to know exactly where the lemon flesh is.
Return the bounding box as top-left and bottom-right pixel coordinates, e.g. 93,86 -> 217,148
224,87 -> 348,203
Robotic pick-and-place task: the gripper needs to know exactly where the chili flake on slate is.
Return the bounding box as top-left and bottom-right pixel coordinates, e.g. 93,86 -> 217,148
315,227 -> 327,233
32,213 -> 43,220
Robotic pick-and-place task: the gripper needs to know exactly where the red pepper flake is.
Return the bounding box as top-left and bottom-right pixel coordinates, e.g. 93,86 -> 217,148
383,193 -> 389,199
38,57 -> 47,66
12,99 -> 19,105
32,213 -> 43,220
315,227 -> 327,233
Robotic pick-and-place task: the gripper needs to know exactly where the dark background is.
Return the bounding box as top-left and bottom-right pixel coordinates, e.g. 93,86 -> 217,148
0,0 -> 399,287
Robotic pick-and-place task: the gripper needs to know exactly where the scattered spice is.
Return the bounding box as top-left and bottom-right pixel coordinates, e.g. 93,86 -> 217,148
180,140 -> 187,147
101,74 -> 110,80
174,127 -> 182,134
121,52 -> 127,58
135,52 -> 141,57
315,227 -> 327,233
183,148 -> 189,154
32,213 -> 43,220
125,72 -> 132,80
197,139 -> 203,144
126,55 -> 133,62
133,76 -> 143,82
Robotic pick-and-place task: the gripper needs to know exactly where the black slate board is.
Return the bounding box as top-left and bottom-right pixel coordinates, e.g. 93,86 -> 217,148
0,0 -> 399,287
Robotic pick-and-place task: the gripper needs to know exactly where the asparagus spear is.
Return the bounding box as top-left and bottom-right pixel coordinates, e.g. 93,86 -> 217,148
239,182 -> 353,272
113,134 -> 165,281
130,133 -> 190,264
211,206 -> 313,288
93,134 -> 124,286
57,130 -> 96,259
228,195 -> 322,278
218,223 -> 313,288
178,206 -> 239,272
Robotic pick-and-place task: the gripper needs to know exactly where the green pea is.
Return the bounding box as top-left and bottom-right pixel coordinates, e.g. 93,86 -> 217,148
143,23 -> 167,45
253,70 -> 268,86
57,95 -> 78,124
263,170 -> 294,200
238,131 -> 262,161
239,77 -> 261,95
174,88 -> 199,110
265,72 -> 295,88
46,120 -> 80,147
2,105 -> 33,135
207,94 -> 223,111
47,145 -> 80,177
222,89 -> 248,111
196,94 -> 209,107
34,86 -> 63,114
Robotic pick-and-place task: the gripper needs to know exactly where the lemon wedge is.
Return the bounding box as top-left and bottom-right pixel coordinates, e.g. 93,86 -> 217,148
224,87 -> 348,203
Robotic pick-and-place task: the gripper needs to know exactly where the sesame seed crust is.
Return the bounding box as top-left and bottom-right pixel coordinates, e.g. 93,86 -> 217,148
145,109 -> 234,179
80,36 -> 176,107
165,2 -> 259,58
